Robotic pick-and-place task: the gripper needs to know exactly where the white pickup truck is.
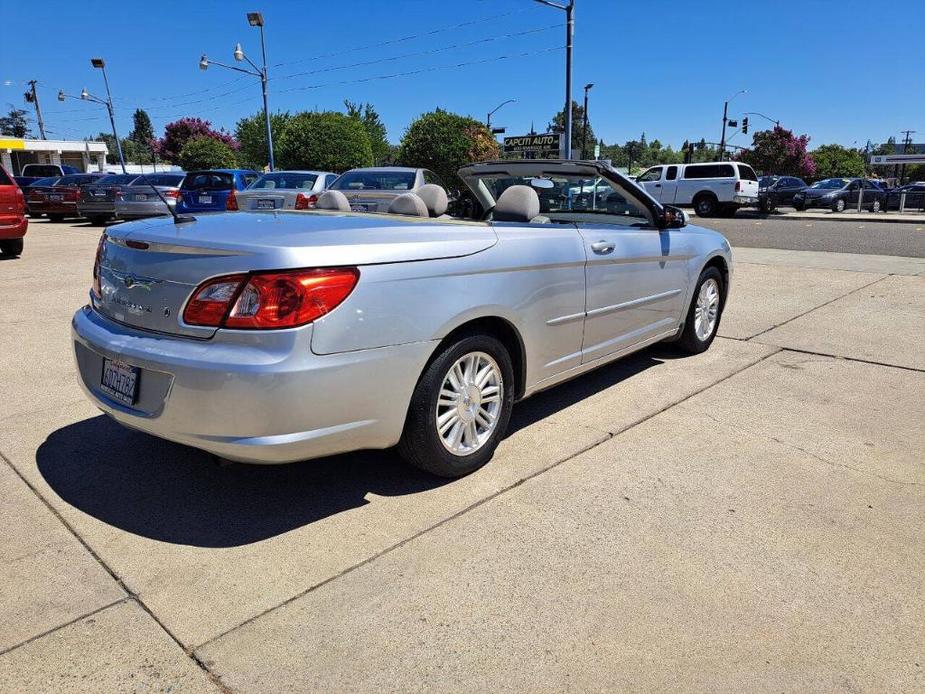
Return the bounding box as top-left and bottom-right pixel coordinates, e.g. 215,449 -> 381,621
636,161 -> 759,217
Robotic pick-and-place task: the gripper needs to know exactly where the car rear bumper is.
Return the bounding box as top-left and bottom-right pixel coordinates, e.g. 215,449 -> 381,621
71,305 -> 436,464
0,217 -> 28,239
30,201 -> 78,215
115,199 -> 174,219
78,201 -> 116,217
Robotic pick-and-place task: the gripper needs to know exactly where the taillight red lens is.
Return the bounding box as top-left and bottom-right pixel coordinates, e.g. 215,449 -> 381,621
294,193 -> 318,210
164,190 -> 180,199
92,233 -> 107,298
226,188 -> 238,211
183,268 -> 359,329
176,192 -> 184,204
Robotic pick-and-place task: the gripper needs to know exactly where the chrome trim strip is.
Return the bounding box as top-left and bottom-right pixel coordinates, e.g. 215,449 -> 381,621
546,311 -> 585,326
586,288 -> 682,319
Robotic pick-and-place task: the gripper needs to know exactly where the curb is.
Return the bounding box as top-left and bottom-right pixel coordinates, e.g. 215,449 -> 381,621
696,211 -> 925,225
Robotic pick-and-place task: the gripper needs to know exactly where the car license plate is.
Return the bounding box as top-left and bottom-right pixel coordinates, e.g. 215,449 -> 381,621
350,203 -> 368,212
100,358 -> 140,405
199,194 -> 212,204
135,194 -> 148,201
256,199 -> 274,209
49,194 -> 63,201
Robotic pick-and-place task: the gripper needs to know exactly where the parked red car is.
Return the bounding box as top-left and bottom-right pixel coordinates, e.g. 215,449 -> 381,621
0,165 -> 28,257
26,172 -> 107,221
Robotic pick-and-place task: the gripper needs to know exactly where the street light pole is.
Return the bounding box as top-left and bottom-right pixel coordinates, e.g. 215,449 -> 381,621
719,89 -> 746,161
582,83 -> 593,159
744,111 -> 780,128
91,59 -> 126,173
486,99 -> 516,128
535,0 -> 574,159
200,12 -> 275,171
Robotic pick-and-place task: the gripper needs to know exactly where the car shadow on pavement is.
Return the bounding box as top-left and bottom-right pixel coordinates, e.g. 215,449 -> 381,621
36,343 -> 681,548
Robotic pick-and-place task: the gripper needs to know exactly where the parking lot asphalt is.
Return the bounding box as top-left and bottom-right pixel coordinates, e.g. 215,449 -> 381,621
1,219 -> 923,692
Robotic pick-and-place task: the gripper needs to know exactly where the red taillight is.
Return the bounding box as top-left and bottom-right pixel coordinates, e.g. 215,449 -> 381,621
65,188 -> 79,201
294,193 -> 318,210
183,268 -> 359,330
92,233 -> 107,298
163,190 -> 180,199
176,192 -> 184,204
226,188 -> 238,211
15,187 -> 24,214
113,187 -> 123,200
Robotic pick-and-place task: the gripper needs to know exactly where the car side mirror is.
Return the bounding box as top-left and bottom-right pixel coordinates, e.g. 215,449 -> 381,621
661,205 -> 688,229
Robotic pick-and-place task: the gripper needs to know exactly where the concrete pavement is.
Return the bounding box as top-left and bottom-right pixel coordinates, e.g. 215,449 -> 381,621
1,219 -> 923,692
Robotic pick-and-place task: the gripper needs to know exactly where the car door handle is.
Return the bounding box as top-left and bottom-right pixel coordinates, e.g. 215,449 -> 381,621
591,241 -> 615,254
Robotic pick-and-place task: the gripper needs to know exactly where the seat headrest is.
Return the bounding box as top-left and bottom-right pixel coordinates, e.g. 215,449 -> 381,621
493,185 -> 540,222
388,192 -> 428,217
315,189 -> 350,211
417,184 -> 448,216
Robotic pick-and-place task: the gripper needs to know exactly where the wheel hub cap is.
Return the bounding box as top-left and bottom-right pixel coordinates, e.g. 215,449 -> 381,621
694,278 -> 720,341
436,351 -> 503,456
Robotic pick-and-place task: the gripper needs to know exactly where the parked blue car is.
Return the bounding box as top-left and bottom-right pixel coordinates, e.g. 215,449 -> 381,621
176,169 -> 259,213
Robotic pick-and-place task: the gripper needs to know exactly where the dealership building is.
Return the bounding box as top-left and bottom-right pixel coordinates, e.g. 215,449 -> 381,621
0,137 -> 109,175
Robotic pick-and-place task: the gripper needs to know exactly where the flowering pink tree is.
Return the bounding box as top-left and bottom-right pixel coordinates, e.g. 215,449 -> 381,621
157,117 -> 238,164
736,125 -> 815,178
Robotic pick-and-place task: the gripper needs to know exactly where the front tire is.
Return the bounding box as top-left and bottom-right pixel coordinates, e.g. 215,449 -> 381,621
398,334 -> 514,478
833,198 -> 846,212
676,267 -> 724,354
870,200 -> 881,212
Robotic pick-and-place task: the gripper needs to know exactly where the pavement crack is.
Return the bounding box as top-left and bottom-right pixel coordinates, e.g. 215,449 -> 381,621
0,598 -> 130,657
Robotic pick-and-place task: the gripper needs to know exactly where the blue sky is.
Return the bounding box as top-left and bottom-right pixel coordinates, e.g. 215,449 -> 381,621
2,0 -> 922,151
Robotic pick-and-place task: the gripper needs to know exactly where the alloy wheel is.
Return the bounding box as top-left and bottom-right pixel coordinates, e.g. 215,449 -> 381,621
694,279 -> 720,341
435,351 -> 503,456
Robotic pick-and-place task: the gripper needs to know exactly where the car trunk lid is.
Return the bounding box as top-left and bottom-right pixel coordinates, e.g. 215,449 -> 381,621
94,211 -> 497,338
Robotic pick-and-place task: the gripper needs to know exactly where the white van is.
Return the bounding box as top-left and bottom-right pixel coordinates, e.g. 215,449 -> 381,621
636,161 -> 759,217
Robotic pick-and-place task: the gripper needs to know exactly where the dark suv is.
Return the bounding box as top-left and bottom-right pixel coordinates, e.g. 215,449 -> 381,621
757,176 -> 807,212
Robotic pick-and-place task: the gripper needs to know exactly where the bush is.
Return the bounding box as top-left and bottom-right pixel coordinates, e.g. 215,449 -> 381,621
178,136 -> 238,171
810,144 -> 866,180
398,109 -> 500,188
276,112 -> 373,172
158,117 -> 238,164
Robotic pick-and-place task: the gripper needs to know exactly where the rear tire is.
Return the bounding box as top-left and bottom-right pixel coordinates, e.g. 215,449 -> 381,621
693,193 -> 719,217
398,334 -> 514,478
0,238 -> 24,257
793,202 -> 805,211
870,200 -> 881,212
833,198 -> 846,212
89,216 -> 108,226
676,267 -> 724,354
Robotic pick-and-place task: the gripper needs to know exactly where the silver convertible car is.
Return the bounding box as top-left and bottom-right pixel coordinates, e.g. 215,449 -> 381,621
72,160 -> 732,477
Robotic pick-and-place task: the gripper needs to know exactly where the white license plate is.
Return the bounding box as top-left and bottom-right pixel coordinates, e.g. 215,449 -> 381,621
199,194 -> 212,204
49,194 -> 63,201
135,194 -> 148,201
100,358 -> 140,405
256,199 -> 275,209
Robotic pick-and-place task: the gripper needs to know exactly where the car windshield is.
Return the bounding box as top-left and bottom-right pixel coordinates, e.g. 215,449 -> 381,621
248,172 -> 318,190
30,176 -> 60,187
97,174 -> 140,185
181,172 -> 235,190
810,178 -> 849,189
22,165 -> 61,177
331,170 -> 416,191
130,173 -> 185,186
463,167 -> 654,227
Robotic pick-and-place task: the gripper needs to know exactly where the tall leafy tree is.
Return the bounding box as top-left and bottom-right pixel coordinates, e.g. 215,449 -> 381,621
129,109 -> 154,146
810,144 -> 866,179
398,109 -> 499,188
737,125 -> 815,178
178,136 -> 238,171
548,100 -> 595,157
276,111 -> 372,172
345,100 -> 390,165
234,111 -> 292,170
0,107 -> 31,137
157,117 -> 237,164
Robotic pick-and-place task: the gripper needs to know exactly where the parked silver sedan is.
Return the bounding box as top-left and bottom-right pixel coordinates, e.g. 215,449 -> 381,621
327,166 -> 448,212
72,160 -> 732,477
235,170 -> 338,211
114,172 -> 186,220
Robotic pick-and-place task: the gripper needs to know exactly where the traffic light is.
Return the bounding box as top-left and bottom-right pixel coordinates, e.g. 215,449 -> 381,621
742,117 -> 749,134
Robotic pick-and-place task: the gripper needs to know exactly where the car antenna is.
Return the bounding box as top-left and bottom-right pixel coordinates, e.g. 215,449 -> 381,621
134,172 -> 196,224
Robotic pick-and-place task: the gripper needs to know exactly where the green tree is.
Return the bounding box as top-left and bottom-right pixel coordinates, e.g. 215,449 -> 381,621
129,109 -> 154,146
276,111 -> 372,172
345,100 -> 390,165
178,136 -> 237,171
398,109 -> 499,188
158,117 -> 237,164
810,144 -> 866,180
737,126 -> 815,178
0,107 -> 31,137
549,100 -> 595,158
234,111 -> 292,170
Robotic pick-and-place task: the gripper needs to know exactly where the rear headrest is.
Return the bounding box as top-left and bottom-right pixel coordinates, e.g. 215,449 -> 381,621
417,184 -> 448,216
388,192 -> 428,217
315,189 -> 350,211
493,185 -> 540,222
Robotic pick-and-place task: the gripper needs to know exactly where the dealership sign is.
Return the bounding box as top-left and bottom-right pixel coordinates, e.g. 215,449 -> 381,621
869,153 -> 925,165
503,133 -> 564,159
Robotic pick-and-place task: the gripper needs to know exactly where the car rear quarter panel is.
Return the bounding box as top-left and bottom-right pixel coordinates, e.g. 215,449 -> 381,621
310,223 -> 589,388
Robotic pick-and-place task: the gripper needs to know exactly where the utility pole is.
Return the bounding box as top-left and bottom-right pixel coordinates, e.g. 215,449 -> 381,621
24,80 -> 47,139
581,83 -> 593,159
900,129 -> 915,185
534,0 -> 574,159
719,90 -> 746,161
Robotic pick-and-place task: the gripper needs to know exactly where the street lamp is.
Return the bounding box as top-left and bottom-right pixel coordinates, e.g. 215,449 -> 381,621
719,89 -> 746,161
534,0 -> 575,159
200,11 -> 275,170
581,82 -> 593,159
486,99 -> 516,128
743,111 -> 780,128
57,57 -> 127,173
